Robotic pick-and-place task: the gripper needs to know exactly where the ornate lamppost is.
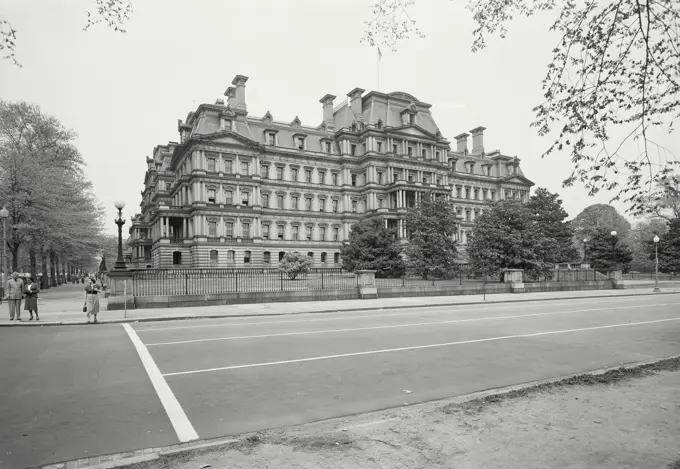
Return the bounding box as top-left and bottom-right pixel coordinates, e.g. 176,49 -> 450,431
582,238 -> 588,265
653,235 -> 660,293
113,201 -> 127,271
0,205 -> 8,291
610,230 -> 618,270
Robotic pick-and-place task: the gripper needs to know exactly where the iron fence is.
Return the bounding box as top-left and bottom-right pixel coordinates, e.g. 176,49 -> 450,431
622,271 -> 676,280
522,269 -> 609,283
132,268 -> 357,296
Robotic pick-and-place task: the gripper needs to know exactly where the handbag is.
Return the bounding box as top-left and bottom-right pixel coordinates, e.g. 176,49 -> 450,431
82,292 -> 87,313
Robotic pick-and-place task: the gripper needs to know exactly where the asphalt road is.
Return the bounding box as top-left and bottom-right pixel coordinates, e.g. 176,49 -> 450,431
1,294 -> 679,468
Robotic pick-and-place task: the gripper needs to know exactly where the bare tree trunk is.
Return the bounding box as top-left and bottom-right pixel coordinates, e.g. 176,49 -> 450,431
50,251 -> 57,287
40,246 -> 49,289
29,244 -> 37,279
61,259 -> 66,284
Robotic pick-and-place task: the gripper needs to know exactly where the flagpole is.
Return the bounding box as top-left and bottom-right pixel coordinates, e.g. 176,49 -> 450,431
377,47 -> 381,92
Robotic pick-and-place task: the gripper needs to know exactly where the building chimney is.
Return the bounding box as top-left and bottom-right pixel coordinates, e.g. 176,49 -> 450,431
346,88 -> 365,123
454,133 -> 469,153
224,86 -> 236,108
319,94 -> 336,130
470,126 -> 486,155
231,75 -> 249,112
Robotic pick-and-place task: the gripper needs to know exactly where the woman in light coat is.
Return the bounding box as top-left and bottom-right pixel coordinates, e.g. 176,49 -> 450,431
84,275 -> 101,324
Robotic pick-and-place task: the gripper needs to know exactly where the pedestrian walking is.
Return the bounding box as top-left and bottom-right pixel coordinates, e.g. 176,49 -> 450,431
6,272 -> 25,321
24,276 -> 40,321
84,275 -> 101,324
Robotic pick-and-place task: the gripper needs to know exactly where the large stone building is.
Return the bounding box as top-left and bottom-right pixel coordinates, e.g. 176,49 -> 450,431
127,74 -> 533,269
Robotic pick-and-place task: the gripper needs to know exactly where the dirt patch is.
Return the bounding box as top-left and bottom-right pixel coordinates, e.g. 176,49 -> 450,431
130,358 -> 680,469
445,356 -> 680,416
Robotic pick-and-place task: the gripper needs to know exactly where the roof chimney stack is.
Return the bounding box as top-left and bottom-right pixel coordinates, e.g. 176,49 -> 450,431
347,88 -> 365,123
319,94 -> 336,130
454,133 -> 469,154
470,126 -> 486,155
231,75 -> 249,112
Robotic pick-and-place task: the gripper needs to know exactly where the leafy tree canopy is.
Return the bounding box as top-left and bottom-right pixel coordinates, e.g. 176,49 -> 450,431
468,198 -> 551,278
278,252 -> 312,280
403,194 -> 459,279
586,228 -> 634,272
645,218 -> 680,273
572,204 -> 632,243
628,218 -> 669,272
340,218 -> 405,278
526,187 -> 580,264
364,0 -> 680,217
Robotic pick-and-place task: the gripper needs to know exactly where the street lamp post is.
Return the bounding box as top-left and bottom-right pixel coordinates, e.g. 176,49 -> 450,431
653,235 -> 660,293
582,238 -> 588,264
610,230 -> 618,270
113,201 -> 127,271
0,205 -> 8,292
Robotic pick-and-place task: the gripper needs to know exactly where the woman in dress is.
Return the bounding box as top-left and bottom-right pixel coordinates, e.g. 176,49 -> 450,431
24,276 -> 40,321
84,275 -> 102,324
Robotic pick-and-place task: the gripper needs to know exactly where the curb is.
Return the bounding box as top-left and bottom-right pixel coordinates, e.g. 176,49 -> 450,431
37,355 -> 680,469
3,289 -> 680,327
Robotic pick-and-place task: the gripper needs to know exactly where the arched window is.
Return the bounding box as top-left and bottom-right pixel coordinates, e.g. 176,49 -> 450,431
244,250 -> 251,264
321,252 -> 327,264
334,253 -> 340,264
307,252 -> 314,264
263,251 -> 271,264
172,251 -> 182,266
227,250 -> 235,265
210,250 -> 218,267
279,251 -> 286,262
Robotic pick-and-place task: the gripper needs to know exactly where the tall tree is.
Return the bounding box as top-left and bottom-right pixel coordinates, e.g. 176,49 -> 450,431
0,100 -> 106,279
341,218 -> 404,278
586,228 -> 634,271
571,204 -> 632,244
526,188 -> 580,265
364,0 -> 680,216
468,199 -> 547,279
647,218 -> 680,273
628,218 -> 669,272
403,194 -> 459,279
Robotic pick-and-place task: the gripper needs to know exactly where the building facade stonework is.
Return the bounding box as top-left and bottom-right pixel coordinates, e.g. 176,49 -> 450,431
127,74 -> 534,269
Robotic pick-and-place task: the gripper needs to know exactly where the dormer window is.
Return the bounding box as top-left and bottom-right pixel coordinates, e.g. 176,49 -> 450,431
267,133 -> 276,145
407,146 -> 413,157
293,133 -> 307,151
297,137 -> 304,150
223,119 -> 232,131
485,166 -> 492,176
422,149 -> 427,158
350,144 -> 357,156
409,114 -> 415,125
325,141 -> 331,154
377,141 -> 383,153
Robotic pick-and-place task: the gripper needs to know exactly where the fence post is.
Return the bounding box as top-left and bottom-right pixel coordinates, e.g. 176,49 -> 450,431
280,272 -> 284,291
185,273 -> 188,295
321,270 -> 325,290
432,277 -> 435,286
236,272 -> 239,292
402,276 -> 405,287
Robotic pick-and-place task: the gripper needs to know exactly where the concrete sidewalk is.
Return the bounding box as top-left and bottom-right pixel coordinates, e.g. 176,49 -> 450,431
1,281 -> 679,326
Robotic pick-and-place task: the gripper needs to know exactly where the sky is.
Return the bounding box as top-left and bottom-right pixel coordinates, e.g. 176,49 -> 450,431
2,0 -> 677,235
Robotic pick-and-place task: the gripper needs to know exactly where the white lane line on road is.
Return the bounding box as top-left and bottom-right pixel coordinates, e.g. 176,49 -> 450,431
122,323 -> 199,442
135,296 -> 661,333
144,302 -> 680,347
161,317 -> 680,377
